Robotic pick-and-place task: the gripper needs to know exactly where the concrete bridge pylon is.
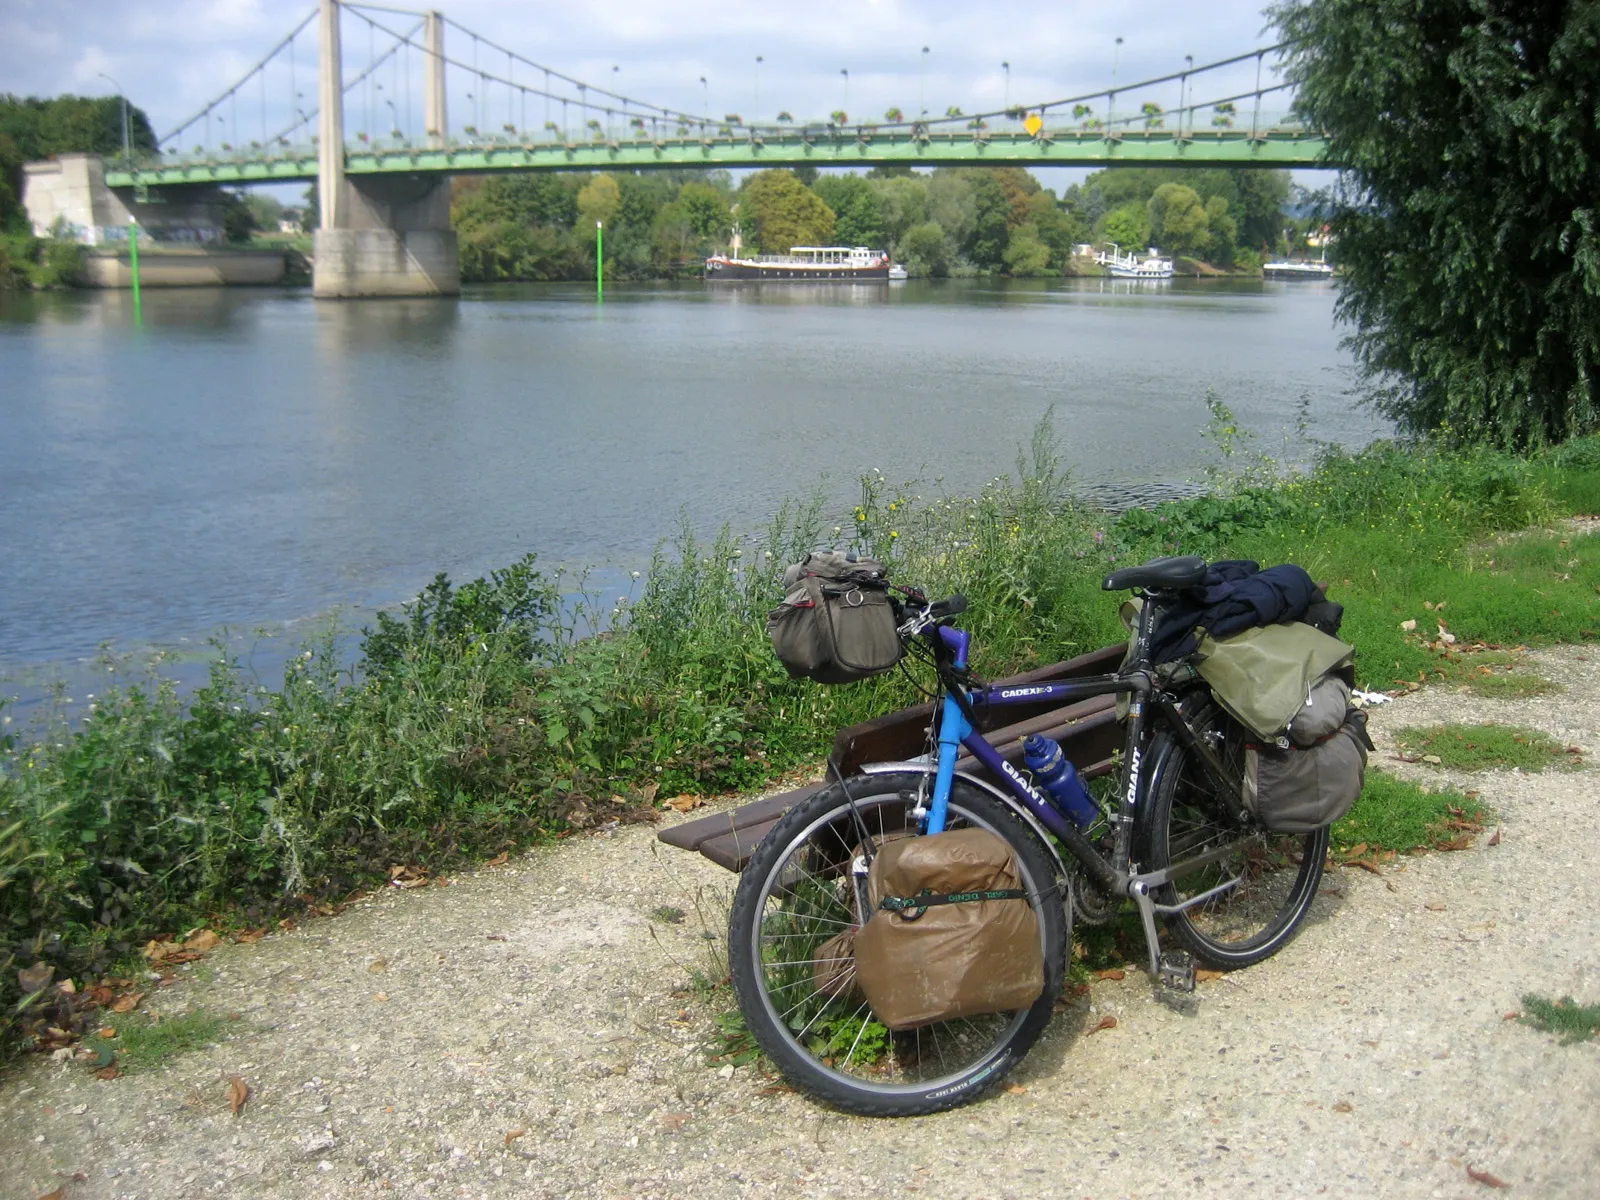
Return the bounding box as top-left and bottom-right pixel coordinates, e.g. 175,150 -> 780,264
312,0 -> 459,298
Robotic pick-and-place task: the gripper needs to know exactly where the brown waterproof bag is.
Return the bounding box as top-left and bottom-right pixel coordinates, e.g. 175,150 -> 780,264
853,828 -> 1044,1030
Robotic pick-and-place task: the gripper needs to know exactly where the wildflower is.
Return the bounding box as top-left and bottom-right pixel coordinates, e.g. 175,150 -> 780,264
1093,530 -> 1105,545
890,531 -> 899,539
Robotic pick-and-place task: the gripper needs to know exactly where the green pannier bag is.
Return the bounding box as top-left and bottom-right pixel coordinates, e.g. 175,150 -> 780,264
1195,623 -> 1369,834
767,551 -> 904,684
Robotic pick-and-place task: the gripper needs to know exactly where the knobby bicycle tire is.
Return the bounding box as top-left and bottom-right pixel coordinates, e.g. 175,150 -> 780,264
1138,703 -> 1328,969
727,772 -> 1068,1117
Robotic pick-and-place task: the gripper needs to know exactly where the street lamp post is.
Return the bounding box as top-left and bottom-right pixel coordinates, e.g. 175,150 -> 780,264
1111,36 -> 1124,125
699,76 -> 708,128
1182,55 -> 1193,136
920,46 -> 930,118
754,55 -> 763,126
97,72 -> 131,164
1002,61 -> 1010,113
840,68 -> 849,123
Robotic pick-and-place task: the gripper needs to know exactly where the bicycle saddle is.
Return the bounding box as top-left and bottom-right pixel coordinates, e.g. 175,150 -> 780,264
1102,555 -> 1207,592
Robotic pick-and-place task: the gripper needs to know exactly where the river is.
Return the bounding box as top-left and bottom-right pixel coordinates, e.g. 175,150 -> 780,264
0,277 -> 1381,692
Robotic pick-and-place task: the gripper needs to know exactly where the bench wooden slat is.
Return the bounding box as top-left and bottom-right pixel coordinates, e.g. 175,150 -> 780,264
654,783 -> 822,850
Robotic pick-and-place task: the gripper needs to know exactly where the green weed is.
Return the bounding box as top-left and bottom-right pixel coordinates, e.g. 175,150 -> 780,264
1395,724 -> 1582,772
86,1008 -> 229,1074
1330,771 -> 1490,854
1519,995 -> 1600,1045
1420,650 -> 1558,698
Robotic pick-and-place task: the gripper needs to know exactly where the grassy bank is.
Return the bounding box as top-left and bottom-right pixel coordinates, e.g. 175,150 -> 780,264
4,413 -> 1599,1054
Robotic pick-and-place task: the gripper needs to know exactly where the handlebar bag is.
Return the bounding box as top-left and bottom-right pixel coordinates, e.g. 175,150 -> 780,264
853,828 -> 1043,1030
767,551 -> 904,684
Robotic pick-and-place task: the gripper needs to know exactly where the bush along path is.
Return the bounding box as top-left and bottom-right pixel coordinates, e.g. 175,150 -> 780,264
0,639 -> 1593,1199
5,420 -> 1600,1058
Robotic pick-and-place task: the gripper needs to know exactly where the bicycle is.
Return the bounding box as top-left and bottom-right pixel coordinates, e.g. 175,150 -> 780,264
727,555 -> 1330,1116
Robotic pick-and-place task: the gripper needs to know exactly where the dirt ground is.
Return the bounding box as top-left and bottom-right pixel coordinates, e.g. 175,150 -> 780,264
2,647 -> 1597,1200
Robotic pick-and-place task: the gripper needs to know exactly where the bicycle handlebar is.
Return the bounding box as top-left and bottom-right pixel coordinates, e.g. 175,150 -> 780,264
930,594 -> 968,619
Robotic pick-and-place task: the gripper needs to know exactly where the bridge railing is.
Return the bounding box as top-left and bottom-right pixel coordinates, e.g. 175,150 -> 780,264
110,108 -> 1311,175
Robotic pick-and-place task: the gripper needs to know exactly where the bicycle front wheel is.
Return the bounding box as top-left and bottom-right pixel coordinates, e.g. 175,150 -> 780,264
1140,707 -> 1328,970
727,772 -> 1068,1117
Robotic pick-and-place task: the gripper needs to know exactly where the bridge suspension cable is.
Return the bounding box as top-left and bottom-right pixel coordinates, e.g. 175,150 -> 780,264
159,7 -> 318,148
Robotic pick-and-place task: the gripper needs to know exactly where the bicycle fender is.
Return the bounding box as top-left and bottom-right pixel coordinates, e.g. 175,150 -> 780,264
855,762 -> 1072,886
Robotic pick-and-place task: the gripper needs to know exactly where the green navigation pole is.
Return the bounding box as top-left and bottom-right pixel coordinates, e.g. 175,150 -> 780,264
596,220 -> 604,301
128,216 -> 143,326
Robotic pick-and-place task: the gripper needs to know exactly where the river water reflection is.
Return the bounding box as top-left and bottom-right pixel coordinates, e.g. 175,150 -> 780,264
0,277 -> 1381,677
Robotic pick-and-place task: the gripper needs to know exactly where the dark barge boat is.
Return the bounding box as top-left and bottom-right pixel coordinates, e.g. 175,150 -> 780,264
705,245 -> 892,281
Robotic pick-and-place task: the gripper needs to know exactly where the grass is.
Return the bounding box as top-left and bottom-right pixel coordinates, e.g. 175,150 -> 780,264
1395,723 -> 1583,772
84,1008 -> 229,1074
1330,770 -> 1490,854
1421,650 -> 1559,698
1519,995 -> 1600,1045
5,413 -> 1600,1056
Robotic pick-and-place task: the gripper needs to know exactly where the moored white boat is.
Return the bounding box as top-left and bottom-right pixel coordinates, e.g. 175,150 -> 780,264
1094,244 -> 1173,280
1262,257 -> 1335,280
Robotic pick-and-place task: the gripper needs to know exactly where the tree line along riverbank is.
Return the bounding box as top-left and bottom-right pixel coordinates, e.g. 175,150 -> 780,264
447,165 -> 1302,283
3,413 -> 1599,1055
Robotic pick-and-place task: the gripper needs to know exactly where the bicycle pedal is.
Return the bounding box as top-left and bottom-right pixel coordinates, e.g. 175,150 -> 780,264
1158,950 -> 1196,993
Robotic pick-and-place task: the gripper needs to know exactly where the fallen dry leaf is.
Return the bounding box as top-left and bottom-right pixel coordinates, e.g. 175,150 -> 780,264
1332,1101 -> 1353,1113
1421,754 -> 1443,765
184,929 -> 220,954
95,1065 -> 120,1081
504,1128 -> 526,1147
227,1076 -> 250,1116
1437,834 -> 1476,852
1467,1166 -> 1509,1189
109,992 -> 144,1015
368,959 -> 387,974
36,1188 -> 65,1200
486,934 -> 507,942
640,782 -> 660,805
485,852 -> 510,868
142,940 -> 173,963
97,1026 -> 116,1039
1400,619 -> 1418,632
1425,901 -> 1447,912
372,992 -> 389,1003
1086,1015 -> 1118,1034
1345,858 -> 1384,876
1094,969 -> 1126,981
665,794 -> 705,813
235,926 -> 268,945
277,918 -> 297,932
660,1112 -> 690,1130
1487,829 -> 1502,847
1005,1084 -> 1027,1095
1195,969 -> 1225,984
1502,1011 -> 1521,1021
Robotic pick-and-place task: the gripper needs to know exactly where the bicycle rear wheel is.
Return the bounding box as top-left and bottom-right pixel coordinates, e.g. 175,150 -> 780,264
1140,705 -> 1328,970
727,772 -> 1068,1117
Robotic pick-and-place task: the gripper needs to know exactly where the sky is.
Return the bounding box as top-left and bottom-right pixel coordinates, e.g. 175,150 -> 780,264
1,0 -> 1316,188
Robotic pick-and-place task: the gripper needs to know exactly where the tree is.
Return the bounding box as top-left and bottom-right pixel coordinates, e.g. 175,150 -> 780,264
900,220 -> 950,277
1273,0 -> 1600,444
871,175 -> 928,251
221,192 -> 257,243
812,175 -> 884,246
1204,195 -> 1237,264
741,169 -> 834,252
1147,183 -> 1209,257
576,173 -> 621,231
1002,222 -> 1053,276
1100,201 -> 1149,251
244,192 -> 283,231
677,181 -> 730,242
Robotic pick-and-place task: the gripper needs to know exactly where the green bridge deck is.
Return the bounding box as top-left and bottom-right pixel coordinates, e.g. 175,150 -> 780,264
104,125 -> 1330,188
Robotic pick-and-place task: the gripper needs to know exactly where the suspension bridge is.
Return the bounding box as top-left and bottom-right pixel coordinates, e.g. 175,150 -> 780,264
75,0 -> 1328,296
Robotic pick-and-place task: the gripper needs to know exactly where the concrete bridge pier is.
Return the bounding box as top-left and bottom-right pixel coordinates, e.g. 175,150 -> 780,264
312,0 -> 457,298
311,175 -> 459,297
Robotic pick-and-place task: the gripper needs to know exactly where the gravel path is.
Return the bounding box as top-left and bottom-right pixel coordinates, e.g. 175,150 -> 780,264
2,648 -> 1597,1200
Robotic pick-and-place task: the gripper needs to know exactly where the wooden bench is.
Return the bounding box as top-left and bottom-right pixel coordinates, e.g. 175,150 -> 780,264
658,642 -> 1126,871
